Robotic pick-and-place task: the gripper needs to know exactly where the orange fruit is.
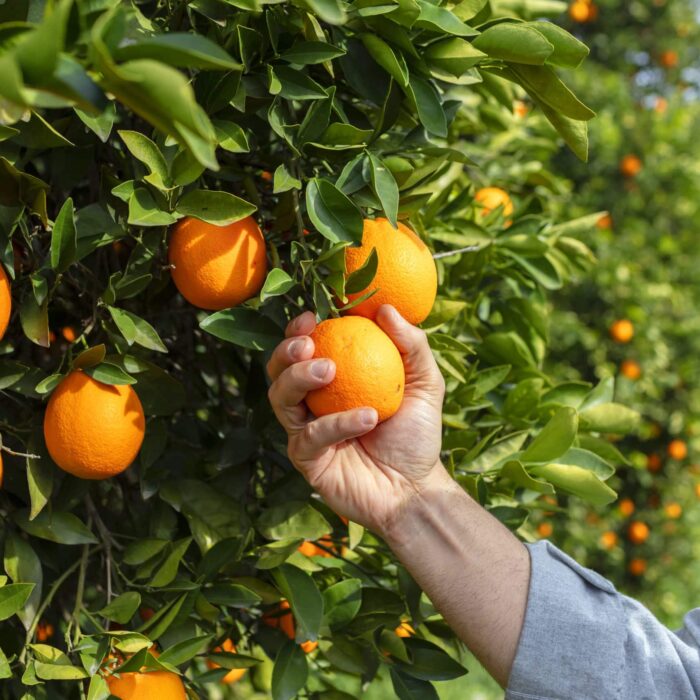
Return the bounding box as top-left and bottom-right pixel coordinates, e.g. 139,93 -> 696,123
43,371 -> 145,479
474,187 -> 514,226
600,531 -> 618,550
61,326 -> 77,343
306,316 -> 405,423
627,520 -> 649,545
667,439 -> 688,460
664,503 -> 682,519
395,622 -> 415,638
261,171 -> 273,182
597,213 -> 613,229
207,638 -> 247,684
140,607 -> 155,622
628,558 -> 647,576
343,218 -> 437,325
695,483 -> 700,499
169,216 -> 267,310
298,536 -> 335,558
586,2 -> 598,20
618,498 -> 635,517
262,601 -> 318,654
0,264 -> 10,341
646,453 -> 662,473
568,1 -> 590,21
654,97 -> 668,113
660,50 -> 678,68
537,522 -> 553,538
106,667 -> 186,700
620,155 -> 642,178
609,319 -> 634,343
513,100 -> 529,118
620,360 -> 641,380
36,621 -> 54,642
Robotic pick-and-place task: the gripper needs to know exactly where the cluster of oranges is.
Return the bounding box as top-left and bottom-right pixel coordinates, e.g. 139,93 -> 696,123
609,319 -> 642,381
568,0 -> 598,23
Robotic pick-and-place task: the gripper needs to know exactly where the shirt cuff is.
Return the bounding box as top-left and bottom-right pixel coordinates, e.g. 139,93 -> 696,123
505,541 -> 626,700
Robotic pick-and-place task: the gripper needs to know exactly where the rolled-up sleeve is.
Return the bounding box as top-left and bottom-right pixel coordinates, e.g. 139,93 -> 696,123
506,541 -> 700,700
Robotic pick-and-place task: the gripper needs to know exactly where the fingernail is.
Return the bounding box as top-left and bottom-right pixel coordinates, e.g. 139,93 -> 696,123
288,339 -> 304,358
311,359 -> 330,379
360,408 -> 377,426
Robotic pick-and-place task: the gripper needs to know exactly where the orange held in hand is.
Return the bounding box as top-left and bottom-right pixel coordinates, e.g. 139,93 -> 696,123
207,638 -> 247,684
343,218 -> 437,325
306,316 -> 405,423
0,264 -> 11,341
627,520 -> 650,545
667,439 -> 688,460
43,371 -> 145,479
609,319 -> 634,343
169,216 -> 267,310
262,601 -> 318,653
474,187 -> 514,226
620,155 -> 642,178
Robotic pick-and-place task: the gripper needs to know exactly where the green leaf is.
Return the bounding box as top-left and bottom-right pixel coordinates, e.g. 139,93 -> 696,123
407,75 -> 447,138
537,100 -> 589,162
260,268 -> 295,302
527,21 -> 589,68
397,638 -> 467,681
0,583 -> 34,621
360,34 -> 409,87
127,187 -> 178,227
521,407 -> 578,462
530,463 -> 617,505
257,502 -> 331,540
473,23 -> 554,65
159,635 -> 213,666
272,564 -> 324,641
273,66 -> 328,100
281,41 -> 346,64
0,647 -> 10,680
150,538 -> 192,587
176,189 -> 256,226
108,307 -> 168,353
86,674 -> 110,700
14,510 -> 98,545
272,641 -> 308,700
97,592 -> 142,624
4,533 -> 42,629
579,403 -> 640,433
119,130 -> 170,190
323,578 -> 363,630
84,362 -> 137,386
114,33 -> 241,71
305,178 -> 363,244
390,667 -> 439,700
213,120 -> 250,153
123,539 -> 169,566
501,460 -> 555,494
414,0 -> 477,36
366,153 -> 399,226
345,248 -> 378,295
50,198 -> 77,273
26,433 -> 54,520
273,164 -> 301,193
200,308 -> 282,350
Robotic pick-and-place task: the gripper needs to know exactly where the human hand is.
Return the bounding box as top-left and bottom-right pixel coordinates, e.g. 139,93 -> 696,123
266,305 -> 446,536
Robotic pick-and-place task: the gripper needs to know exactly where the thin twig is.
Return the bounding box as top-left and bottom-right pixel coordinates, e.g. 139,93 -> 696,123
433,245 -> 482,260
0,446 -> 41,459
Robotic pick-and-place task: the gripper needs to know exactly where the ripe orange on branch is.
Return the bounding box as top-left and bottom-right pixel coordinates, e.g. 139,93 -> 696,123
646,454 -> 662,473
169,215 -> 267,310
262,601 -> 318,653
343,218 -> 437,325
659,50 -> 679,68
106,666 -> 186,700
619,155 -> 642,178
620,360 -> 641,380
306,316 -> 405,423
664,503 -> 682,520
629,558 -> 647,576
474,187 -> 514,226
618,498 -> 635,516
207,638 -> 247,684
609,319 -> 634,343
600,531 -> 618,550
627,521 -> 650,545
0,264 -> 11,341
667,439 -> 688,460
43,371 -> 145,479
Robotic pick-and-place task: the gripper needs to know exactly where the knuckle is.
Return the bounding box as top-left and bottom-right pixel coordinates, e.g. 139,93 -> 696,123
302,420 -> 318,444
267,382 -> 277,404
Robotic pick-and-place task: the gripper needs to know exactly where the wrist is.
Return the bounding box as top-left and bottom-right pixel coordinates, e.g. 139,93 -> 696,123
381,462 -> 464,549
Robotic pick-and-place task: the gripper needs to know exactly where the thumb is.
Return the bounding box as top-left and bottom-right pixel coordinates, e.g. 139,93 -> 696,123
375,305 -> 445,399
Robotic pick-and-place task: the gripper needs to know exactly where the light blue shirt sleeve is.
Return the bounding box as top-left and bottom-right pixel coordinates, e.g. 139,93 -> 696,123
506,541 -> 700,700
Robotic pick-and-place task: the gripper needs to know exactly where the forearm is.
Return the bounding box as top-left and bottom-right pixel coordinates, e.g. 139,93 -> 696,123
383,464 -> 530,688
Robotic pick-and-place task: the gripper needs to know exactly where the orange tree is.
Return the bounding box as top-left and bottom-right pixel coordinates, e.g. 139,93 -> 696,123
0,1 -> 635,698
536,0 -> 700,628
